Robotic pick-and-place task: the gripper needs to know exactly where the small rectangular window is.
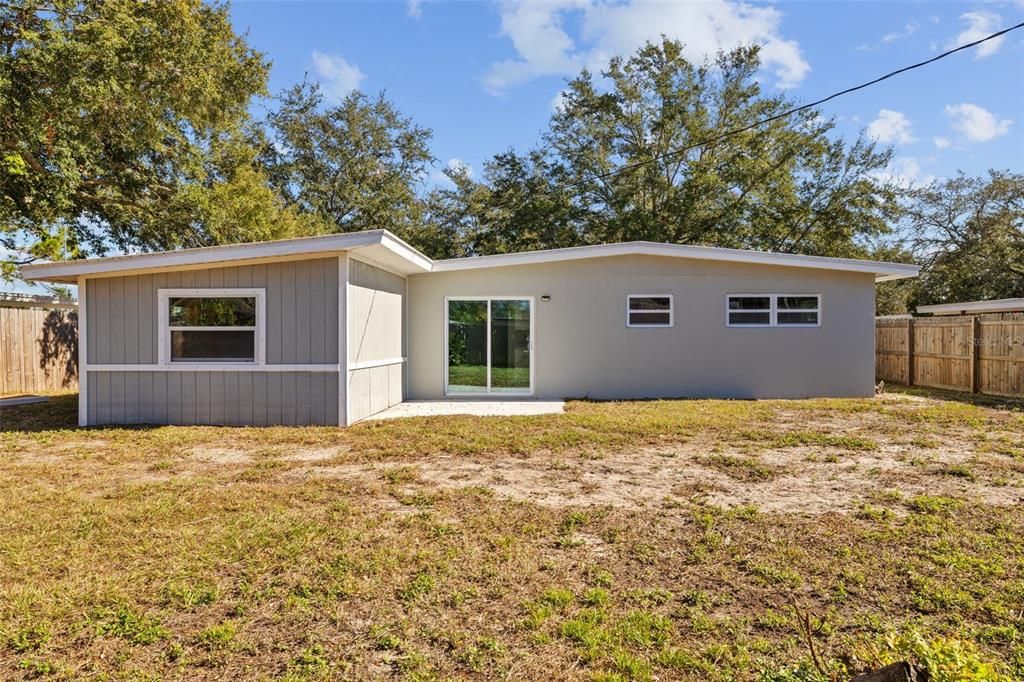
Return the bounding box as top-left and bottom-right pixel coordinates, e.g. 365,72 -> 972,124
776,295 -> 820,326
727,295 -> 771,326
627,295 -> 673,328
727,294 -> 821,327
160,289 -> 265,364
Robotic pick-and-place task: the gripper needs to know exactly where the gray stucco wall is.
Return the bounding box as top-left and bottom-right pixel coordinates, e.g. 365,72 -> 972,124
84,258 -> 340,426
346,258 -> 406,422
407,254 -> 877,400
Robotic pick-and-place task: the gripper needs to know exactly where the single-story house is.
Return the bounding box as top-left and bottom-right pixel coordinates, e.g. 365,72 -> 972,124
21,230 -> 919,426
917,298 -> 1024,316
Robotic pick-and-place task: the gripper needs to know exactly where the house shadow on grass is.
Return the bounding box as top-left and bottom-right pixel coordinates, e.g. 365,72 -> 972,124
887,384 -> 1024,412
0,393 -> 80,432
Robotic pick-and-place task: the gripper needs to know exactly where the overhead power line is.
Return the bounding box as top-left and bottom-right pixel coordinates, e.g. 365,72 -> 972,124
588,20 -> 1024,184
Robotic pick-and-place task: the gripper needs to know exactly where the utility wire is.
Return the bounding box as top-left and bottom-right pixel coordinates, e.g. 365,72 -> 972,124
588,20 -> 1024,184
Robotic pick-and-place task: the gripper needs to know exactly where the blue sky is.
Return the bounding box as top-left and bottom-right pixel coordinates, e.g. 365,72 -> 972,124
231,0 -> 1024,186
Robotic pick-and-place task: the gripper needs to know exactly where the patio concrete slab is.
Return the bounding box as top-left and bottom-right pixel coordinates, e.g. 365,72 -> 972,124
365,400 -> 565,421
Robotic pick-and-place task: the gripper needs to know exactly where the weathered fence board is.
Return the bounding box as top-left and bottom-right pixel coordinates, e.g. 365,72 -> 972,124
0,305 -> 78,395
876,313 -> 1024,399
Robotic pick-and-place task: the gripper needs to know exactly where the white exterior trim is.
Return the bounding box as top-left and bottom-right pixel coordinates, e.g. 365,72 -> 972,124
21,229 -> 918,284
349,357 -> 407,371
20,229 -> 431,282
626,294 -> 674,328
432,242 -> 919,281
77,276 -> 88,427
726,294 -> 822,328
917,298 -> 1024,316
444,296 -> 535,398
157,288 -> 267,366
82,364 -> 340,373
338,254 -> 349,427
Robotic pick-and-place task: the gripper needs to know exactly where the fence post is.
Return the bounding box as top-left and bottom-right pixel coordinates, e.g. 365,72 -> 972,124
971,316 -> 981,394
906,318 -> 914,386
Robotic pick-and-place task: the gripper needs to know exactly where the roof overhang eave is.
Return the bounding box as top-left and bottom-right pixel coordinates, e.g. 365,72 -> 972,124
19,229 -> 432,283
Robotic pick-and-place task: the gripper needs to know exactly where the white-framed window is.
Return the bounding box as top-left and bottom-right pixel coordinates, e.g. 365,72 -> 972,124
727,294 -> 820,328
626,294 -> 673,328
158,288 -> 266,365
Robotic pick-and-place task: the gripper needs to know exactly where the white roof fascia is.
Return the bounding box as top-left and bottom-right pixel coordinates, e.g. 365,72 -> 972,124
19,230 -> 429,283
20,231 -> 919,283
431,241 -> 920,282
917,298 -> 1024,315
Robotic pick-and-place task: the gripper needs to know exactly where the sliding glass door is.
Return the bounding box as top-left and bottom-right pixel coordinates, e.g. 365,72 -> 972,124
447,298 -> 532,395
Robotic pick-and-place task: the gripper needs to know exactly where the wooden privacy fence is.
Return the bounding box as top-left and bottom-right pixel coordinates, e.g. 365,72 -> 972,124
876,313 -> 1024,398
0,304 -> 78,395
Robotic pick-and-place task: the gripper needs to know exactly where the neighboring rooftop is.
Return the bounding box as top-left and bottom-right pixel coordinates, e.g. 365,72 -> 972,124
0,292 -> 77,309
917,298 -> 1024,316
20,229 -> 921,283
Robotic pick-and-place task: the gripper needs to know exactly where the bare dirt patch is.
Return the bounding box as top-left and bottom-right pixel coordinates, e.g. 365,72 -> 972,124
295,438 -> 1022,515
188,446 -> 254,465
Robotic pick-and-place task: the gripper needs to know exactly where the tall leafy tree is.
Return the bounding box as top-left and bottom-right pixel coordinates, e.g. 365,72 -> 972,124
435,39 -> 899,258
0,0 -> 307,279
902,170 -> 1023,308
426,150 -> 582,258
263,83 -> 435,249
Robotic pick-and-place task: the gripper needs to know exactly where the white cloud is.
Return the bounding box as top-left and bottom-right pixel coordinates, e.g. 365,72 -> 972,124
947,12 -> 1004,58
882,21 -> 919,43
483,0 -> 810,94
407,0 -> 422,18
857,20 -> 919,51
311,51 -> 366,101
432,158 -> 474,186
867,109 -> 916,144
945,103 -> 1013,142
933,136 -> 951,149
876,157 -> 935,187
551,89 -> 569,112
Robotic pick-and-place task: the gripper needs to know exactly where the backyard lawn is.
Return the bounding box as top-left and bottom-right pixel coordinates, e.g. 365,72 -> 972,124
447,365 -> 530,390
1,388 -> 1023,680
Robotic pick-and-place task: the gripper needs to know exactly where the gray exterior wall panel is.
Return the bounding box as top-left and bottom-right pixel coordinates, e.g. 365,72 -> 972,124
407,255 -> 876,400
84,258 -> 340,426
346,259 -> 406,422
87,371 -> 338,426
348,258 -> 405,363
86,258 -> 339,365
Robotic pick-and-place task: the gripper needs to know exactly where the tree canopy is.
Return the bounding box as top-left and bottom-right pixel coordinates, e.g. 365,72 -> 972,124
901,170 -> 1022,309
429,40 -> 900,260
261,83 -> 435,250
0,0 -> 312,278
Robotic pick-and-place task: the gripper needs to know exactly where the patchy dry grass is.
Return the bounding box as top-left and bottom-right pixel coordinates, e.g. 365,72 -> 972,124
1,387 -> 1023,680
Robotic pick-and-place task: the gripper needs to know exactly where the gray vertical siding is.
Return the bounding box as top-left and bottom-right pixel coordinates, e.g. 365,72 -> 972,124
347,258 -> 405,422
88,371 -> 339,426
347,364 -> 404,423
84,258 -> 341,426
86,258 -> 338,365
348,258 -> 405,363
